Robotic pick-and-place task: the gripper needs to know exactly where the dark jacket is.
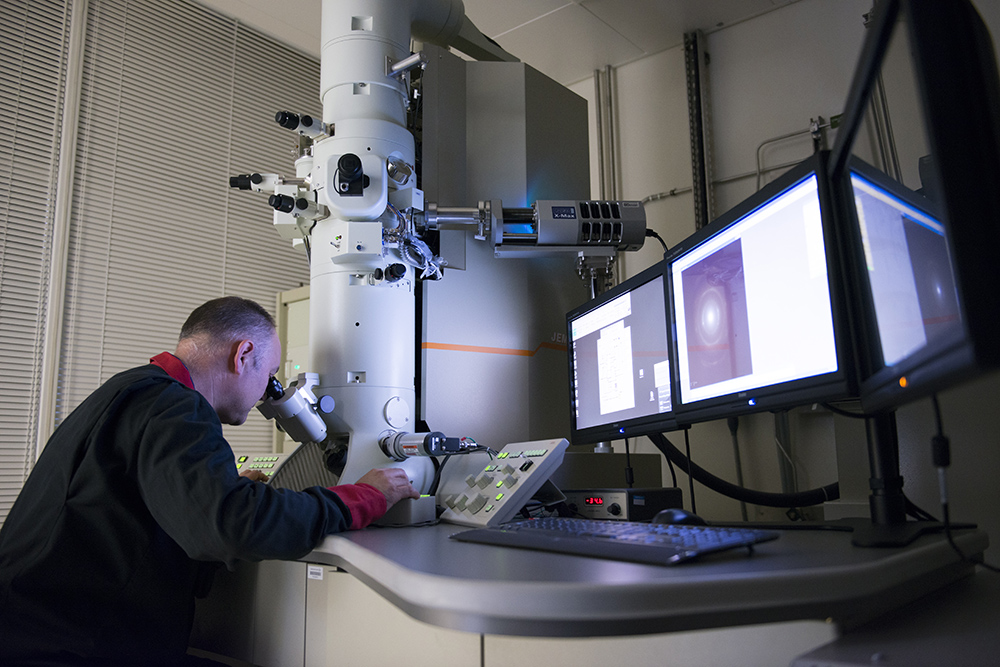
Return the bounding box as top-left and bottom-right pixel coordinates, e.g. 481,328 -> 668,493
0,364 -> 353,666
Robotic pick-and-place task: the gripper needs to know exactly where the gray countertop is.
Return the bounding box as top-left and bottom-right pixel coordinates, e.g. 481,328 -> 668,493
303,522 -> 988,637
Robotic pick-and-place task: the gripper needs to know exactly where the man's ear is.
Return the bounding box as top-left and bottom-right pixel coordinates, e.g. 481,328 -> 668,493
232,339 -> 255,375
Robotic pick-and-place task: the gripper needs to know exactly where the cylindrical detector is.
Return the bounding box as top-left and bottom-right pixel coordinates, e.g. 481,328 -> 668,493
380,431 -> 449,461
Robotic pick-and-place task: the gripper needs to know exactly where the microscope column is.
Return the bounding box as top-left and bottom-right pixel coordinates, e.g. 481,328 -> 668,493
308,0 -> 446,491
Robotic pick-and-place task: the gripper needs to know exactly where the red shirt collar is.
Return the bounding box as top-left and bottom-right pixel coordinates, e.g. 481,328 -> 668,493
150,352 -> 195,390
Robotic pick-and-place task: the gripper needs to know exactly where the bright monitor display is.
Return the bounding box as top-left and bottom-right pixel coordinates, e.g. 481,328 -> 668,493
850,167 -> 960,369
838,158 -> 983,412
567,260 -> 677,444
667,153 -> 853,423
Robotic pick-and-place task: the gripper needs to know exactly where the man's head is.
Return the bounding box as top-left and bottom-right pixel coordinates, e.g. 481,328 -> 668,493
175,296 -> 281,425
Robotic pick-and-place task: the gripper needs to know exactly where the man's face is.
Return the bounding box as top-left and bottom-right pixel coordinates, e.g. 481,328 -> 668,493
224,330 -> 282,426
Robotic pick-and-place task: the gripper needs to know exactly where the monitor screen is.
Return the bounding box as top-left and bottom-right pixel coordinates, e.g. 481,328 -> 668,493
840,159 -> 974,411
667,153 -> 854,424
567,260 -> 677,444
852,162 -> 960,358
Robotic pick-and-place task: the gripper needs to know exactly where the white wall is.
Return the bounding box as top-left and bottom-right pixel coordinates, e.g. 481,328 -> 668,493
566,0 -> 1000,560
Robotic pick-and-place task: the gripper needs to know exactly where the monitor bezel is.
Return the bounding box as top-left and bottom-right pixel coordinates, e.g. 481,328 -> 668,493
566,258 -> 679,445
665,151 -> 857,425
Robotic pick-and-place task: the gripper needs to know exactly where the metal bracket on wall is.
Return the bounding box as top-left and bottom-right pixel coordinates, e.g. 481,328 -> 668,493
684,30 -> 716,231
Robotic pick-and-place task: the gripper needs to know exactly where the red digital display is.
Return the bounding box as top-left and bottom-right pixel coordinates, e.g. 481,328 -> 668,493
584,496 -> 604,506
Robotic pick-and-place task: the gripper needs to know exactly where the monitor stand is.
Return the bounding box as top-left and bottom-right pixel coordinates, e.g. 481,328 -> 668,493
850,411 -> 963,547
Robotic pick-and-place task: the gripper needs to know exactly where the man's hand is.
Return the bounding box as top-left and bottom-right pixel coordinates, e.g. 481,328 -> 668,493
239,469 -> 270,483
356,467 -> 420,507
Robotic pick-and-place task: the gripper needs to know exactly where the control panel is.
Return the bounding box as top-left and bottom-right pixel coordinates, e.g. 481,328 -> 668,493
235,454 -> 290,475
437,438 -> 568,528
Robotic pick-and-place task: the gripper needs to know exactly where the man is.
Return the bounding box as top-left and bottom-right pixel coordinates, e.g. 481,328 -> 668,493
0,296 -> 419,666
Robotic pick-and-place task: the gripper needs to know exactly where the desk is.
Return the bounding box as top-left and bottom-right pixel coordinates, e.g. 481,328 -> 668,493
191,524 -> 988,666
304,523 -> 986,637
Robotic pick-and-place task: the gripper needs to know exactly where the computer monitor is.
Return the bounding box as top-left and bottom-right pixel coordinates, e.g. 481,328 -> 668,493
838,159 -> 970,413
567,259 -> 677,444
830,0 -> 1000,414
825,0 -> 1000,544
666,152 -> 856,424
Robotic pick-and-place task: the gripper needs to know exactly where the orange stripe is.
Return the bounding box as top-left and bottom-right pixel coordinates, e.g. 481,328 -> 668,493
423,341 -> 567,357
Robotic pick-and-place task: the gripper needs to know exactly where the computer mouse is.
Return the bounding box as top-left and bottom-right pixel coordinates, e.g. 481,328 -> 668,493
652,508 -> 707,526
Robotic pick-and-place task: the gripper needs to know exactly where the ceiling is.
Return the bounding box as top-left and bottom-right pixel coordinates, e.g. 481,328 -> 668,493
198,0 -> 798,86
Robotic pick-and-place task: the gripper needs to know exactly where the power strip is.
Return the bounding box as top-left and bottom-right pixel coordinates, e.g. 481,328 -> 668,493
437,438 -> 569,528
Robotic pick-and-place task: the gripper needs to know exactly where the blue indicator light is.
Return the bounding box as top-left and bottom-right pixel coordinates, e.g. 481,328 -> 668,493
748,398 -> 757,407
504,223 -> 535,234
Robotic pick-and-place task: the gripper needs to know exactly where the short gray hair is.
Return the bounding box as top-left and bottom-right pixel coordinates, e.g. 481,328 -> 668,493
179,296 -> 275,345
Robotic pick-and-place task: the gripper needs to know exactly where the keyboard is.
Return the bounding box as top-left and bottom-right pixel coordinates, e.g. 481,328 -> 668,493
450,517 -> 779,566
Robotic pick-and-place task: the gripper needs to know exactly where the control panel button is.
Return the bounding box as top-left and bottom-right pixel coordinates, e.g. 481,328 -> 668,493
468,495 -> 488,514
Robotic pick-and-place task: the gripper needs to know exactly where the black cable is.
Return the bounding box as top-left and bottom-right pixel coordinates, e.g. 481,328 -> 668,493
821,402 -> 870,419
727,417 -> 749,521
646,228 -> 668,255
650,432 -> 840,508
624,438 -> 634,488
665,452 -> 678,489
427,454 -> 451,497
683,428 -> 697,515
906,497 -> 939,522
931,395 -> 999,574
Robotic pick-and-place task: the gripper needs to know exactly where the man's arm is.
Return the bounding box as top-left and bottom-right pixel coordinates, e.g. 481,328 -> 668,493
355,467 -> 421,507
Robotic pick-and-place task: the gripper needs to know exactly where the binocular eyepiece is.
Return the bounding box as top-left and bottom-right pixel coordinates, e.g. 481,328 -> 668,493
265,375 -> 285,401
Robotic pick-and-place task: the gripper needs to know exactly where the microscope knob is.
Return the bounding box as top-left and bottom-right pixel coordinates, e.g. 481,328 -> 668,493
229,174 -> 252,190
268,194 -> 295,213
338,153 -> 362,180
274,110 -> 300,129
386,263 -> 406,281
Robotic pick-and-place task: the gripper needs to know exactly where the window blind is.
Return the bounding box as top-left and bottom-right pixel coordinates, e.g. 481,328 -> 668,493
0,0 -> 69,525
61,0 -> 315,454
1,0 -> 318,526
